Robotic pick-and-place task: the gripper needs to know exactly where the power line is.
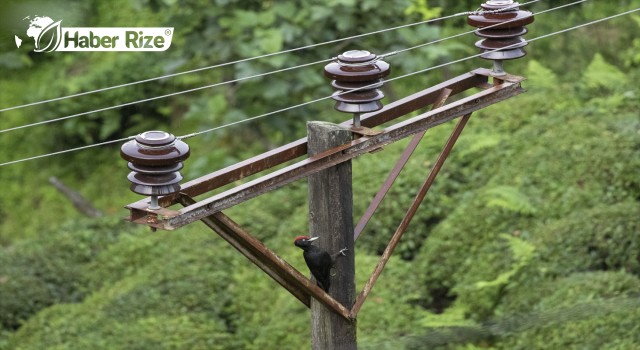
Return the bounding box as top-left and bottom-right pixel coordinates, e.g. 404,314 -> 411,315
178,0 -> 595,140
1,6 -> 637,168
395,0 -> 587,55
0,58 -> 332,135
0,137 -> 133,167
0,0 -> 549,135
0,0 -> 540,113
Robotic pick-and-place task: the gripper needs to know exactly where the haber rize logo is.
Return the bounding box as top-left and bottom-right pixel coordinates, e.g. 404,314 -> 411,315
15,15 -> 173,52
16,15 -> 62,52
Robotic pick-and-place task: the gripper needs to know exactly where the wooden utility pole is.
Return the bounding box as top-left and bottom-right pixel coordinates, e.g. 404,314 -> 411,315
307,121 -> 357,350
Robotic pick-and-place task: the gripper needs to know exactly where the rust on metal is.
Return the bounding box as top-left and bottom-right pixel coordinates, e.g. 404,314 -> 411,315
179,196 -> 353,320
124,69 -> 521,231
178,194 -> 310,307
354,87 -> 452,239
351,113 -> 473,318
349,126 -> 381,137
121,67 -> 527,322
127,74 -> 523,230
125,69 -> 492,219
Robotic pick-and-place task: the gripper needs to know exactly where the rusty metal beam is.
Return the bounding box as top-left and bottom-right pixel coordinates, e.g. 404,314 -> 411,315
353,87 -> 452,240
178,194 -> 310,307
126,74 -> 523,230
126,70 -> 491,213
193,206 -> 353,320
351,113 -> 473,318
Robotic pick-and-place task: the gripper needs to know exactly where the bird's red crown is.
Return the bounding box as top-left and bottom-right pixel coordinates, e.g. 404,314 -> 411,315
293,235 -> 310,243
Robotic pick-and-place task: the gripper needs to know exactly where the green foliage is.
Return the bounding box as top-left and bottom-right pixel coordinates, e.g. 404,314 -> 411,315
482,186 -> 537,216
449,234 -> 535,320
623,15 -> 640,67
5,227 -> 241,350
356,254 -> 425,346
535,202 -> 640,277
582,53 -> 629,92
405,0 -> 442,21
1,1 -> 640,349
474,234 -> 535,290
0,217 -> 131,331
497,272 -> 640,349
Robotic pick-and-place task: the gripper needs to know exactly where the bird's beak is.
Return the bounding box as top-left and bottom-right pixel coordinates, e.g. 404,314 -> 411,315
307,236 -> 319,242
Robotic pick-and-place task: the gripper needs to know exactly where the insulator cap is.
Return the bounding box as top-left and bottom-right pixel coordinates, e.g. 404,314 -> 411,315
467,1 -> 534,61
120,131 -> 190,196
324,50 -> 390,114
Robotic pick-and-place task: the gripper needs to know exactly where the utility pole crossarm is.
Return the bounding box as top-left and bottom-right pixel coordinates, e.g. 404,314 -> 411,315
124,69 -> 491,219
124,70 -> 524,231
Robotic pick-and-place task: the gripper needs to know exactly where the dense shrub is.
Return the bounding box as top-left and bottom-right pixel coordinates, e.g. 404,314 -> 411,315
1,2 -> 639,349
6,227 -> 241,349
535,202 -> 640,276
496,271 -> 640,349
0,217 -> 130,331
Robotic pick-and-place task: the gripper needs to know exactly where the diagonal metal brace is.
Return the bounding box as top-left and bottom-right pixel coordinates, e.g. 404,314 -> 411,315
351,113 -> 473,318
354,87 -> 453,239
179,194 -> 353,321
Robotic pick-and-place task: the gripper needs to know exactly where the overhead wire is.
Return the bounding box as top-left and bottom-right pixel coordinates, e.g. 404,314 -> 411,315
0,1 -> 544,135
0,136 -> 134,167
0,0 -> 540,113
177,0 -> 590,139
0,0 -> 544,134
2,4 -> 637,167
0,57 -> 333,134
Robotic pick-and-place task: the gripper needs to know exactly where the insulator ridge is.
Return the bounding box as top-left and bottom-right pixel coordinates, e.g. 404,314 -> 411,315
324,50 -> 390,128
467,0 -> 534,74
120,130 -> 190,209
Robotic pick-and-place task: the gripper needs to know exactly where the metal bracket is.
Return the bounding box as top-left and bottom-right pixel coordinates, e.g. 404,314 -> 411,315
350,126 -> 381,137
124,69 -> 524,230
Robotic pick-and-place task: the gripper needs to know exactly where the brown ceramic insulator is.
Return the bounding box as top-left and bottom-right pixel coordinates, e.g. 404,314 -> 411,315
467,1 -> 534,61
120,130 -> 190,196
324,50 -> 390,114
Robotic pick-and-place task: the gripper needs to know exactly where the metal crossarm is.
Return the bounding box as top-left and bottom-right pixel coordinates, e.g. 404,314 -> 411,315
125,70 -> 490,214
124,69 -> 524,230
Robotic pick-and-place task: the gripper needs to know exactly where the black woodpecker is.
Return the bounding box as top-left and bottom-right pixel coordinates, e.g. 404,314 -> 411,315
294,236 -> 347,292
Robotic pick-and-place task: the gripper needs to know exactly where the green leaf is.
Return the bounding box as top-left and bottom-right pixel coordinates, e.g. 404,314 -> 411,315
475,234 -> 535,289
526,60 -> 558,89
258,28 -> 283,53
583,53 -> 628,91
483,186 -> 537,215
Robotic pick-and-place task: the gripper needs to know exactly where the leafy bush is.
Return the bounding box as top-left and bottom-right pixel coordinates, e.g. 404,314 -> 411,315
499,202 -> 640,315
535,202 -> 640,277
496,271 -> 640,349
6,227 -> 241,349
0,217 -> 130,331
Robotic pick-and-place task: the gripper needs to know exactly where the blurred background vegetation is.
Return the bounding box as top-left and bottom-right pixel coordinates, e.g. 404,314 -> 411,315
0,0 -> 639,348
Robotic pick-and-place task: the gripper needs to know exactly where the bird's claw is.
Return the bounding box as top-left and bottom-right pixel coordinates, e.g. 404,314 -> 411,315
338,247 -> 348,256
